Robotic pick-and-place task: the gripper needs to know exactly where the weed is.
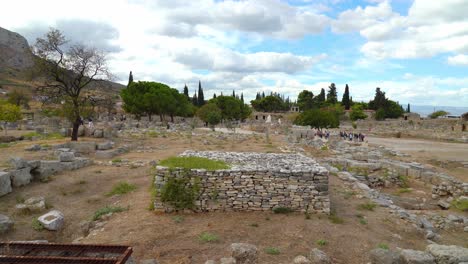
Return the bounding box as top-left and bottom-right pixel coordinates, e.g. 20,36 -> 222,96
250,223 -> 259,227
198,232 -> 219,243
92,206 -> 127,221
359,218 -> 368,225
264,247 -> 280,255
32,218 -> 44,231
0,143 -> 13,148
377,243 -> 389,250
320,145 -> 329,151
397,188 -> 412,194
343,190 -> 356,200
398,175 -> 410,188
77,180 -> 87,185
159,156 -> 229,170
94,170 -> 102,174
328,212 -> 344,224
357,202 -> 377,211
147,131 -> 159,138
106,182 -> 137,196
111,158 -> 122,163
172,215 -> 184,223
160,173 -> 201,210
316,239 -> 327,246
273,207 -> 294,214
15,195 -> 25,204
265,216 -> 271,221
451,199 -> 468,212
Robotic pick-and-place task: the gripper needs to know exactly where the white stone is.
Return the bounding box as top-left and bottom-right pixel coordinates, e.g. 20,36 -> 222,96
38,210 -> 64,231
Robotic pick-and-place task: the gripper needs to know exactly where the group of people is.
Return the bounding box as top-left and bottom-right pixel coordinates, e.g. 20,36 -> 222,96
339,131 -> 366,142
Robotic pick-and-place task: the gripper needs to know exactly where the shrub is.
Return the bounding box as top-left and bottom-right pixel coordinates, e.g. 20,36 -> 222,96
429,110 -> 448,119
273,207 -> 294,214
357,202 -> 377,211
106,182 -> 137,196
316,239 -> 327,246
294,109 -> 339,129
264,247 -> 280,255
350,105 -> 368,121
199,232 -> 219,243
111,158 -> 122,163
451,199 -> 468,212
377,243 -> 389,250
32,218 -> 44,231
160,174 -> 201,210
92,206 -> 127,221
351,122 -> 357,129
159,156 -> 229,170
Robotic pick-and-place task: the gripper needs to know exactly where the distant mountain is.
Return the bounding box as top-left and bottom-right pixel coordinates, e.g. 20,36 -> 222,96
411,105 -> 468,117
0,26 -> 124,94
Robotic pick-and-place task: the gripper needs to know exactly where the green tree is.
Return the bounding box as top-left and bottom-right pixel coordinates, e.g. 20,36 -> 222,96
326,83 -> 338,105
197,103 -> 222,131
316,88 -> 326,106
192,92 -> 198,106
429,110 -> 449,119
128,71 -> 133,87
297,90 -> 314,111
7,89 -> 30,109
294,109 -> 339,129
0,101 -> 23,135
183,84 -> 189,98
350,104 -> 368,121
197,81 -> 205,106
369,87 -> 387,110
342,84 -> 351,110
406,103 -> 411,113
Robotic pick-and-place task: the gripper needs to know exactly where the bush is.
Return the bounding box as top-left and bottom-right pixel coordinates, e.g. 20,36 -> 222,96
273,207 -> 294,214
294,109 -> 340,129
92,206 -> 127,221
377,243 -> 389,250
32,218 -> 44,231
159,156 -> 229,170
429,110 -> 449,119
160,174 -> 201,210
350,105 -> 368,121
316,239 -> 327,246
264,247 -> 281,255
357,202 -> 377,211
451,199 -> 468,212
106,182 -> 137,196
199,232 -> 219,243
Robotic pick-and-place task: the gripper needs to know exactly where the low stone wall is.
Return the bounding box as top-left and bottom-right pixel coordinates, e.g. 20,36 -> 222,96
153,151 -> 330,214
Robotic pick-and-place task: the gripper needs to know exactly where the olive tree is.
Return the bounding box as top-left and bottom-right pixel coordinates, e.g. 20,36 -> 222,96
0,101 -> 23,135
32,28 -> 111,141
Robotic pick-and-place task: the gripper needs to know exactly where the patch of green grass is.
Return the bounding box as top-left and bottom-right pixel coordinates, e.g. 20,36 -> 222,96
172,215 -> 184,223
343,190 -> 356,200
328,212 -> 344,224
377,243 -> 389,250
111,158 -> 122,163
397,188 -> 412,194
316,239 -> 327,246
357,202 -> 377,211
451,199 -> 468,212
92,206 -> 127,221
320,145 -> 329,151
198,232 -> 219,243
22,132 -> 64,140
32,218 -> 44,231
106,182 -> 137,196
331,163 -> 344,171
147,131 -> 159,138
0,142 -> 14,148
359,218 -> 368,225
264,247 -> 281,255
159,156 -> 230,170
273,207 -> 294,214
398,175 -> 409,188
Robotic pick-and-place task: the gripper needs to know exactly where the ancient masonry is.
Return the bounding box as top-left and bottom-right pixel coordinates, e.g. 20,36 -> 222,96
154,151 -> 330,214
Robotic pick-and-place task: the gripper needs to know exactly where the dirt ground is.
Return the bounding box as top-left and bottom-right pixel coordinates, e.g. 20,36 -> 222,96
1,129 -> 467,263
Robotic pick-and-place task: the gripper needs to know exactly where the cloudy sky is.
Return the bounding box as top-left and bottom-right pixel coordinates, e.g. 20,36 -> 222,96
1,0 -> 468,107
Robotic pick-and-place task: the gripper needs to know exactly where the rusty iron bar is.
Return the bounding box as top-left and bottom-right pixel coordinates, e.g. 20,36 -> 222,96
0,242 -> 133,264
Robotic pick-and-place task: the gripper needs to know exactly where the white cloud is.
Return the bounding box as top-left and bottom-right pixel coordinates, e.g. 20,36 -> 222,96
447,54 -> 468,66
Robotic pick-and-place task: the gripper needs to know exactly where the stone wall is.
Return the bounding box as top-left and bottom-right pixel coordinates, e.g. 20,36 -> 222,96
153,151 -> 330,214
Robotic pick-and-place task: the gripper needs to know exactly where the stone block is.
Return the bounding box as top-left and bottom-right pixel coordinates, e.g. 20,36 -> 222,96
9,157 -> 30,169
0,172 -> 12,197
10,167 -> 32,187
231,243 -> 258,264
59,152 -> 75,162
400,249 -> 435,264
38,210 -> 64,231
426,244 -> 468,264
67,141 -> 96,154
0,214 -> 14,234
97,141 -> 112,150
369,248 -> 402,264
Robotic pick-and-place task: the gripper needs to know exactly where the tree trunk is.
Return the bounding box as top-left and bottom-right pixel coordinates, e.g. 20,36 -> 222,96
71,120 -> 80,141
160,114 -> 163,122
148,114 -> 152,121
170,114 -> 174,123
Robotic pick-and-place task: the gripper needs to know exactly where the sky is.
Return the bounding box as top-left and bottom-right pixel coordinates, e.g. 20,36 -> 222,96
1,0 -> 468,107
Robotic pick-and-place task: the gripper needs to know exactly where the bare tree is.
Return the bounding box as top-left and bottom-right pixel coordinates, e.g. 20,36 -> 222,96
32,28 -> 111,141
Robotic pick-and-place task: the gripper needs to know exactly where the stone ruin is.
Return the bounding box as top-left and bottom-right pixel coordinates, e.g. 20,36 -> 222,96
153,151 -> 330,214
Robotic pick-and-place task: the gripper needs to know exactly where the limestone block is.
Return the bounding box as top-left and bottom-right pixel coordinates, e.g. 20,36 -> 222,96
10,167 -> 32,187
0,172 -> 12,197
38,210 -> 64,231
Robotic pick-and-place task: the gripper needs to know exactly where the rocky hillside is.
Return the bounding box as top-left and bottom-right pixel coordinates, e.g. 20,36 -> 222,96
0,27 -> 124,95
0,27 -> 34,72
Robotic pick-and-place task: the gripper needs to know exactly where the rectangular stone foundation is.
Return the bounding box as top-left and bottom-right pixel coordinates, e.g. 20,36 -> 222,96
153,152 -> 330,214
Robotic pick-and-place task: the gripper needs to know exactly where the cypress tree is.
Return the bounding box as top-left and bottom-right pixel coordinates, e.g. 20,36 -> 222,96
317,88 -> 326,102
262,91 -> 265,98
406,103 -> 411,113
198,81 -> 205,106
241,93 -> 244,103
342,84 -> 351,110
255,92 -> 261,100
213,93 -> 217,99
127,71 -> 133,87
183,84 -> 189,98
192,92 -> 198,106
232,90 -> 235,97
326,83 -> 338,104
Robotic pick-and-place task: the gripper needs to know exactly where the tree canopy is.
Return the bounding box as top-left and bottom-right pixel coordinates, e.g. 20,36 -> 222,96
250,93 -> 291,112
